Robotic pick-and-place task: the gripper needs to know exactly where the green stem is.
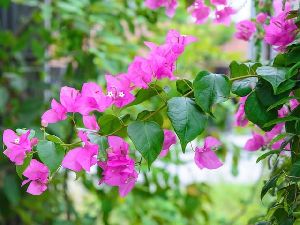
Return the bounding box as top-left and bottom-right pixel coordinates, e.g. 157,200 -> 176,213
229,75 -> 257,82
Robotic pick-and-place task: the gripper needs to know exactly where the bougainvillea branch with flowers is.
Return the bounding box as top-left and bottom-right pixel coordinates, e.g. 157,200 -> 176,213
2,0 -> 300,223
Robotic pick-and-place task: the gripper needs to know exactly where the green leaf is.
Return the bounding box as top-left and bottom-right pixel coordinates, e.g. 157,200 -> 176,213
286,61 -> 300,79
125,84 -> 163,107
275,79 -> 296,95
261,173 -> 282,200
37,140 -> 65,173
176,79 -> 193,97
256,79 -> 289,108
263,116 -> 300,127
231,77 -> 257,97
245,92 -> 278,131
16,129 -> 35,139
127,121 -> 164,167
193,71 -> 230,113
286,107 -> 300,135
167,97 -> 207,151
256,66 -> 288,94
229,61 -> 261,78
3,175 -> 20,206
88,134 -> 109,160
98,114 -> 122,135
137,110 -> 164,126
256,150 -> 281,163
16,154 -> 32,179
267,96 -> 300,111
46,134 -> 64,144
290,159 -> 300,178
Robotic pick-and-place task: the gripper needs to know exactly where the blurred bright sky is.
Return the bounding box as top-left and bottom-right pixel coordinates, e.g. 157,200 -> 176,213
232,0 -> 252,20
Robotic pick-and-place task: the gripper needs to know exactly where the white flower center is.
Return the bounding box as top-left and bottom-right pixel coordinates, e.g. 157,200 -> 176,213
14,138 -> 20,144
107,91 -> 114,98
118,92 -> 125,98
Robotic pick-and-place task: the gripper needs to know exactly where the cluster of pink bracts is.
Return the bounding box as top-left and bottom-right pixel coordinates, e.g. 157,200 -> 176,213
235,0 -> 298,51
145,0 -> 236,26
2,30 -> 224,196
235,96 -> 299,152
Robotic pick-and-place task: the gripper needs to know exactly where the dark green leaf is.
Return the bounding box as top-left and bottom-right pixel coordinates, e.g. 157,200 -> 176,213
127,121 -> 164,167
37,140 -> 65,173
46,134 -> 64,144
231,77 -> 257,97
229,61 -> 261,78
264,116 -> 300,127
256,150 -> 281,163
176,79 -> 193,97
256,66 -> 288,94
245,92 -> 278,131
193,71 -> 230,113
16,154 -> 32,179
137,110 -> 164,126
98,114 -> 122,135
261,173 -> 282,200
125,84 -> 163,107
3,175 -> 20,206
167,97 -> 207,151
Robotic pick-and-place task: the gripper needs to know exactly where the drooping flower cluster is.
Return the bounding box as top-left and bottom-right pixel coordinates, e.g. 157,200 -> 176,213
98,136 -> 138,197
22,159 -> 50,195
194,136 -> 223,170
62,131 -> 98,172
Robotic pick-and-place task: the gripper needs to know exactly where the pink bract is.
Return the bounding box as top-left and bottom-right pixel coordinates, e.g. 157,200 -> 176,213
160,129 -> 177,157
194,136 -> 223,170
264,12 -> 297,51
145,0 -> 178,18
41,99 -> 67,126
215,7 -> 235,26
3,129 -> 32,165
244,132 -> 265,151
99,136 -> 138,197
235,20 -> 257,41
187,0 -> 210,24
62,131 -> 98,172
21,159 -> 49,195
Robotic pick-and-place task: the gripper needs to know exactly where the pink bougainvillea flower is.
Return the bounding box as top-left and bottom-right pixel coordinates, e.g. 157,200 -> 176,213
273,0 -> 291,16
83,114 -> 100,131
187,0 -> 210,24
99,136 -> 138,197
105,74 -> 135,108
194,136 -> 223,170
127,56 -> 154,89
62,131 -> 98,172
235,97 -> 248,127
3,129 -> 32,165
235,20 -> 257,41
264,12 -> 297,51
145,0 -> 178,17
244,132 -> 265,151
214,6 -> 236,26
77,82 -> 111,115
210,0 -> 227,5
256,12 -> 268,24
60,86 -> 81,113
160,129 -> 177,157
41,99 -> 67,127
21,159 -> 49,195
165,29 -> 197,54
290,98 -> 299,110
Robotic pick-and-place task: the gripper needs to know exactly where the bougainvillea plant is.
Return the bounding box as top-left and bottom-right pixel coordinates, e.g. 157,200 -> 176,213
2,0 -> 300,223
